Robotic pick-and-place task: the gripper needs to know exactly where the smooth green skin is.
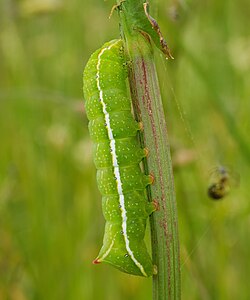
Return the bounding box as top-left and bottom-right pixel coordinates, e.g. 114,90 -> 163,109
83,40 -> 155,276
93,137 -> 145,169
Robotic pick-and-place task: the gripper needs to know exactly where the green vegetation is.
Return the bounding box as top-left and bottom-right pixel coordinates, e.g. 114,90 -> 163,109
0,0 -> 249,299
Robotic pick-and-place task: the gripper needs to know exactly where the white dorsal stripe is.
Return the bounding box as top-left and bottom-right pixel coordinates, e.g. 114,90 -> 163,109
96,41 -> 147,277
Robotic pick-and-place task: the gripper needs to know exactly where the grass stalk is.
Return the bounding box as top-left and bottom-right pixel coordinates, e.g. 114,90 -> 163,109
117,1 -> 181,299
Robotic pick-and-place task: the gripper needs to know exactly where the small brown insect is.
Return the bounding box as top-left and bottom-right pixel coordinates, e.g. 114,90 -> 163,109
207,166 -> 239,200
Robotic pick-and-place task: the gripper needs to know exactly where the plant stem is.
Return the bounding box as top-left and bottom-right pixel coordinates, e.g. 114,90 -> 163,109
117,1 -> 181,299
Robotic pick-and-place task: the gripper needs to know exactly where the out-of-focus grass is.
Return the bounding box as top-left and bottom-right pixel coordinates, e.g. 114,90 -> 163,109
0,0 -> 249,299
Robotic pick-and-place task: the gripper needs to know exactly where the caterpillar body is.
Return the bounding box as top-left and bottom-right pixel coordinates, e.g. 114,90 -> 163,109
83,39 -> 155,277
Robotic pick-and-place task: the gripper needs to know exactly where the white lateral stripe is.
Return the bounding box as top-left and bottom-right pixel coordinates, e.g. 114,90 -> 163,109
99,239 -> 114,261
96,41 -> 147,277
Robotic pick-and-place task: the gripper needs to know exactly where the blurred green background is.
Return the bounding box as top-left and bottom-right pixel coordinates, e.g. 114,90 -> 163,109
0,0 -> 250,299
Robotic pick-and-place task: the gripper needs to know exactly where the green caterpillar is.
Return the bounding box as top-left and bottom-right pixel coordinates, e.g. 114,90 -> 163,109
83,39 -> 156,277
